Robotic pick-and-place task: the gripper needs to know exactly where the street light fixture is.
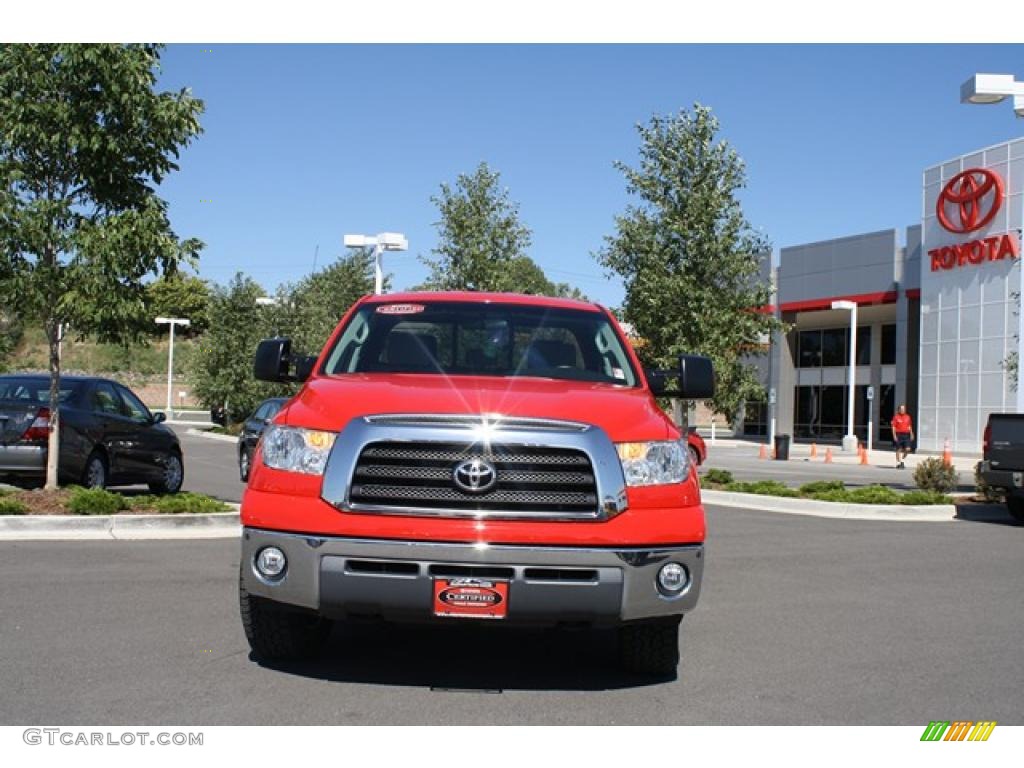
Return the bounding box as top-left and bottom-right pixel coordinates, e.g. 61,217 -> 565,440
831,300 -> 859,453
344,232 -> 409,295
155,317 -> 190,418
960,73 -> 1024,117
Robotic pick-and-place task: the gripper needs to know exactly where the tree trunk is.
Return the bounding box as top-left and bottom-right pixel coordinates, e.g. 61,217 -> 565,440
44,319 -> 61,490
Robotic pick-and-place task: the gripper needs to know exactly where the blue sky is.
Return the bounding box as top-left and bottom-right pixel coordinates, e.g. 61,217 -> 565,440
156,44 -> 1024,306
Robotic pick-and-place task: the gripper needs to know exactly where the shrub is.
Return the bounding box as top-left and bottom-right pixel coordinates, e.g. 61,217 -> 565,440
144,492 -> 230,514
914,457 -> 959,494
726,480 -> 800,498
974,461 -> 1003,502
67,487 -> 128,515
845,485 -> 901,505
0,497 -> 27,515
703,468 -> 734,486
900,490 -> 953,506
798,480 -> 845,496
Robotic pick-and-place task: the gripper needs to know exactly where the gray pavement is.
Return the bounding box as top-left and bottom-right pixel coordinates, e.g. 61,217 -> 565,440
1,506 -> 1020,725
174,426 -> 244,503
701,442 -> 977,492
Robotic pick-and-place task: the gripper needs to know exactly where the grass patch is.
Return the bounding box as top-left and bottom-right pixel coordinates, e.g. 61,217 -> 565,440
0,497 -> 28,515
129,492 -> 230,514
67,487 -> 129,515
703,468 -> 734,485
706,477 -> 952,506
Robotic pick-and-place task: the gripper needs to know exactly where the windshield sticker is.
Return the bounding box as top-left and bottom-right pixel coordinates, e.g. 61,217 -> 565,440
611,367 -> 625,380
376,304 -> 426,315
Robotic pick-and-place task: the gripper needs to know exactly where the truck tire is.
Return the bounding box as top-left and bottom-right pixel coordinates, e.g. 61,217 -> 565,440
239,575 -> 331,660
1007,495 -> 1024,522
618,616 -> 682,676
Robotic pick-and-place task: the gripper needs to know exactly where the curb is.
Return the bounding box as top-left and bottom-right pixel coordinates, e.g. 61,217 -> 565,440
701,489 -> 958,522
0,510 -> 241,541
185,428 -> 238,444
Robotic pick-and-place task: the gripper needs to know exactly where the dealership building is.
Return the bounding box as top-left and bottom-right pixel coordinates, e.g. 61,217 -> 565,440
738,136 -> 1024,454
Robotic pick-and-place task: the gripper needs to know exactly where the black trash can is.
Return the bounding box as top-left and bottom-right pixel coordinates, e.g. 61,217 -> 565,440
774,434 -> 791,461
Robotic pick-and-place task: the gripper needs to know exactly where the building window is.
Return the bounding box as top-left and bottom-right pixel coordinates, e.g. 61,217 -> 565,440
855,326 -> 871,366
798,330 -> 821,368
794,384 -> 873,442
741,401 -> 768,436
821,328 -> 846,367
881,324 -> 896,365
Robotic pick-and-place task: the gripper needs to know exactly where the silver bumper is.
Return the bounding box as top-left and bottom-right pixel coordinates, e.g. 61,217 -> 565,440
0,445 -> 45,474
241,527 -> 704,625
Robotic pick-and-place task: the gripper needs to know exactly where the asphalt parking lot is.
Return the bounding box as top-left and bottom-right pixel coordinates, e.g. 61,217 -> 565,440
0,506 -> 1020,725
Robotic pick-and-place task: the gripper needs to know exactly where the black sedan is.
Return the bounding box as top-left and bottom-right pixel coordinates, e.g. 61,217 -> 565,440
0,375 -> 184,492
238,397 -> 288,481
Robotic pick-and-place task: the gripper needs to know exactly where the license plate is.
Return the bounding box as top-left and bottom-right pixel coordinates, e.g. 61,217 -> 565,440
433,578 -> 509,620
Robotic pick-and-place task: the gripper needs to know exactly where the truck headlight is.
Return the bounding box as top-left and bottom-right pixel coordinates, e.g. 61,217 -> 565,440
261,425 -> 337,475
616,440 -> 690,486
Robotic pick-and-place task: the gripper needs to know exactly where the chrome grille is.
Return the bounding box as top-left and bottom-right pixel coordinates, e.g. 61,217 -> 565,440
349,441 -> 599,516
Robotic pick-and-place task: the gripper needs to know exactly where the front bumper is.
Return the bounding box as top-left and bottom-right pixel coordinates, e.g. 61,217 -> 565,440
241,527 -> 704,625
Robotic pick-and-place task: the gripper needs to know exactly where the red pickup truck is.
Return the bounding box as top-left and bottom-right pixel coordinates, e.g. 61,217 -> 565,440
239,292 -> 714,675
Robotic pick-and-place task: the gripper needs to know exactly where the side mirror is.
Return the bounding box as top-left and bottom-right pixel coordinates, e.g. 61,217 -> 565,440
678,354 -> 715,399
645,354 -> 715,399
152,411 -> 167,424
294,355 -> 317,383
254,338 -> 293,382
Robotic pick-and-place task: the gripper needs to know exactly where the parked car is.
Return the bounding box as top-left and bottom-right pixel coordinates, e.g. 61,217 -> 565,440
0,374 -> 184,492
687,427 -> 706,465
238,397 -> 288,482
979,413 -> 1024,521
239,292 -> 714,675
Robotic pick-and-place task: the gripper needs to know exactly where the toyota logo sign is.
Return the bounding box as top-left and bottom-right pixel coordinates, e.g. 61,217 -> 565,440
452,458 -> 498,494
936,168 -> 1004,234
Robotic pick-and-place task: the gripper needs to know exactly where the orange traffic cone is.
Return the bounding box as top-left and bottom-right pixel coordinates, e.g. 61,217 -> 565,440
759,444 -> 768,460
810,443 -> 818,459
859,443 -> 869,465
942,438 -> 953,468
824,448 -> 833,463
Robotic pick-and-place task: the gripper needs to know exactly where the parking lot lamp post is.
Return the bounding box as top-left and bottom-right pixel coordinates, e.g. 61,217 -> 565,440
343,232 -> 409,295
831,300 -> 858,452
961,73 -> 1024,412
155,317 -> 190,418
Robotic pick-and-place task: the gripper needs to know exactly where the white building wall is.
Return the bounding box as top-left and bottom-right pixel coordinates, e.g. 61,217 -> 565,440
919,138 -> 1024,453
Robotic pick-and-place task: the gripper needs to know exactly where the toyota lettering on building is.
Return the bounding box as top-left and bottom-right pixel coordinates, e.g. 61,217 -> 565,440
929,167 -> 1020,271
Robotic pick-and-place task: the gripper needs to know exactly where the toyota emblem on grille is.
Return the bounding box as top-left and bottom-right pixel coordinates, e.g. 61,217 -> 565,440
452,458 -> 498,494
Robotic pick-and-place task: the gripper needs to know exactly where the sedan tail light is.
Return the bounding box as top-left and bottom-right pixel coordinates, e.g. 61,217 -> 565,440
982,422 -> 991,455
21,407 -> 51,442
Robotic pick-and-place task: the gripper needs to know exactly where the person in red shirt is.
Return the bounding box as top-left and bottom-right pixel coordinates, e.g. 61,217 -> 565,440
891,404 -> 914,469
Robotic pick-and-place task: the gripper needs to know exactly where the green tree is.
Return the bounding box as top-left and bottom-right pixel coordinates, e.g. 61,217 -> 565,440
285,248 -> 381,355
146,272 -> 211,335
597,104 -> 782,422
189,273 -> 290,423
420,162 -> 533,291
0,44 -> 204,488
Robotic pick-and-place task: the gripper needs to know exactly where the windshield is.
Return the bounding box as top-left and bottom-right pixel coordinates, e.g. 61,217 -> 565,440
321,302 -> 638,386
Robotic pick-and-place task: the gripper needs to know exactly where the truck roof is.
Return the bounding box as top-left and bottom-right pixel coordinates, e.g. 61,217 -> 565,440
362,291 -> 603,313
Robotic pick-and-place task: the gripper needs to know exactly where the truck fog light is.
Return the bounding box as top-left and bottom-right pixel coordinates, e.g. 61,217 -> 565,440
657,562 -> 688,596
255,547 -> 287,579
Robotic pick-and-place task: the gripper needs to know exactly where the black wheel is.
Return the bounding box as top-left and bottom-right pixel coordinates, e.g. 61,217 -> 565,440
618,616 -> 682,676
81,451 -> 108,490
239,447 -> 251,482
239,574 -> 331,660
1007,495 -> 1024,522
689,445 -> 701,466
149,451 -> 184,494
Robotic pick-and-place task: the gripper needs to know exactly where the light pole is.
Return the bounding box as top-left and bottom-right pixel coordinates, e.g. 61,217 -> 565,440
961,73 -> 1024,414
831,300 -> 858,452
155,317 -> 190,417
343,232 -> 409,295
960,73 -> 1024,117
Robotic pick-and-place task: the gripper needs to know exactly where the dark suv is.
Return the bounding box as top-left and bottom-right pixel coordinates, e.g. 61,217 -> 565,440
0,375 -> 184,491
238,397 -> 288,481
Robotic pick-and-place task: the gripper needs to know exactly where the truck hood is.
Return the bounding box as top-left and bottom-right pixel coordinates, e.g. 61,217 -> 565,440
282,373 -> 675,442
